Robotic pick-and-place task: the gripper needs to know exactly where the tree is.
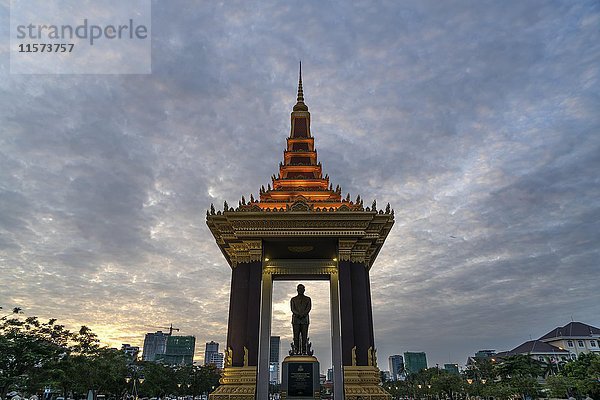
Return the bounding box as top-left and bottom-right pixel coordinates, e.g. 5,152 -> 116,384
405,368 -> 464,400
430,370 -> 462,400
138,362 -> 177,398
0,312 -> 73,398
465,357 -> 496,382
494,355 -> 543,399
546,375 -> 577,399
561,353 -> 600,398
0,307 -> 130,400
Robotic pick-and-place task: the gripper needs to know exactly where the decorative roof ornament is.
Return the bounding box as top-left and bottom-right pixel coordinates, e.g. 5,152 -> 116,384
293,61 -> 308,112
214,65 -> 381,214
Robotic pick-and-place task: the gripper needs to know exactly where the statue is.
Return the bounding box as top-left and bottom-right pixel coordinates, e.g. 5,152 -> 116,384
290,283 -> 311,355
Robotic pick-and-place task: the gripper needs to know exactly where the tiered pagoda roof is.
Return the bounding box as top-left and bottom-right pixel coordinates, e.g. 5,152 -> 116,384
206,65 -> 394,268
237,63 -> 366,212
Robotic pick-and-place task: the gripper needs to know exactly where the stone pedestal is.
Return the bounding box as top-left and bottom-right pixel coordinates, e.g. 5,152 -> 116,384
343,366 -> 391,400
281,355 -> 321,399
208,366 -> 256,400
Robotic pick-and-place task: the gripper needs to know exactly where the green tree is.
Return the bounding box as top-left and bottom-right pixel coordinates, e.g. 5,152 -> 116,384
494,355 -> 543,400
465,357 -> 496,382
481,382 -> 515,400
430,370 -> 462,400
562,353 -> 600,398
1,307 -> 130,400
0,311 -> 74,397
546,375 -> 577,398
138,362 -> 177,398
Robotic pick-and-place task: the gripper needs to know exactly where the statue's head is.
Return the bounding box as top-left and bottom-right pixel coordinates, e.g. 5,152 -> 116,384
297,284 -> 305,295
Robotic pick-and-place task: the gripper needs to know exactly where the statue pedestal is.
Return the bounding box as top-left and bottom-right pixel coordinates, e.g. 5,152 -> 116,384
208,366 -> 256,400
343,366 -> 392,400
281,355 -> 321,399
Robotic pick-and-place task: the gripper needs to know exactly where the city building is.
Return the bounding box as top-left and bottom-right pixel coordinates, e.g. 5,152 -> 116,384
121,343 -> 140,360
327,368 -> 334,382
539,321 -> 600,357
466,349 -> 496,370
381,370 -> 392,382
444,363 -> 459,375
388,355 -> 404,381
403,352 -> 427,375
493,321 -> 600,368
143,330 -> 195,365
209,352 -> 225,369
204,341 -> 219,366
475,350 -> 496,359
269,336 -> 281,384
495,340 -> 571,364
142,331 -> 169,361
156,335 -> 196,365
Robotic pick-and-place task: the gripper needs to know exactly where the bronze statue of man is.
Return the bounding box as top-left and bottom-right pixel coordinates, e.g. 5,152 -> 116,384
290,283 -> 311,354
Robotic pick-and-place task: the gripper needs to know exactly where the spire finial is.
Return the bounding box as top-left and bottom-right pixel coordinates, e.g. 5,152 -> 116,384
297,60 -> 304,103
294,60 -> 308,111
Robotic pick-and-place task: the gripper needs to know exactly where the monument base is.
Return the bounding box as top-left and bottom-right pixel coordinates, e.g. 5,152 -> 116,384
281,355 -> 321,400
343,366 -> 392,400
209,366 -> 256,400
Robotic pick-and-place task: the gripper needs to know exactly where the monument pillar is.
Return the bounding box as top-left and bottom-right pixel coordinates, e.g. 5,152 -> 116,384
330,266 -> 345,400
227,261 -> 262,367
256,266 -> 273,400
210,261 -> 261,400
339,261 -> 375,365
340,260 -> 390,399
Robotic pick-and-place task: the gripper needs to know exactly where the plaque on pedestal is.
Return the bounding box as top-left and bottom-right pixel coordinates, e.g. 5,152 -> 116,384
281,355 -> 320,399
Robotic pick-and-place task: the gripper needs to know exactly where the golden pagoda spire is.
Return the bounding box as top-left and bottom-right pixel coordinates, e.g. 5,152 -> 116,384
293,61 -> 308,112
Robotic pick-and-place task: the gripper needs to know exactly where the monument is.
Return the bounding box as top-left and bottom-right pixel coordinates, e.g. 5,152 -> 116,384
291,284 -> 311,355
206,63 -> 394,399
280,284 -> 320,399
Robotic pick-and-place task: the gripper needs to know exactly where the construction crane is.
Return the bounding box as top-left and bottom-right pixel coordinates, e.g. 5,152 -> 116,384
157,323 -> 180,336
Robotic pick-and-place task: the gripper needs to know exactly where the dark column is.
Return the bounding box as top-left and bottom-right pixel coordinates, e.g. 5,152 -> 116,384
365,271 -> 375,349
350,262 -> 371,366
226,263 -> 250,367
225,261 -> 262,367
245,261 -> 262,366
339,261 -> 355,366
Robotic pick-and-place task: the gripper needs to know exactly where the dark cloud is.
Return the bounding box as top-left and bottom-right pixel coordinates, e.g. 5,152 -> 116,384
1,0 -> 599,369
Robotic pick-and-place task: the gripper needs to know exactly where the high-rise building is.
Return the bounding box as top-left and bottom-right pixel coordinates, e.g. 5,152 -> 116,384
403,352 -> 427,375
121,343 -> 140,360
444,363 -> 459,375
209,352 -> 225,369
388,355 -> 404,381
466,350 -> 497,370
382,370 -> 392,382
143,331 -> 195,365
269,336 -> 281,384
205,341 -> 220,366
142,331 -> 169,361
474,350 -> 496,359
155,335 -> 195,365
326,368 -> 334,382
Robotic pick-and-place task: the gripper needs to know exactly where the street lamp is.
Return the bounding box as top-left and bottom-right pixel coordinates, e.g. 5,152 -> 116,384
126,366 -> 145,400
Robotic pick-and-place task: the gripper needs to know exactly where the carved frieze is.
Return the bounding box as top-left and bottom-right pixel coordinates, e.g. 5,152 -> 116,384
207,211 -> 394,269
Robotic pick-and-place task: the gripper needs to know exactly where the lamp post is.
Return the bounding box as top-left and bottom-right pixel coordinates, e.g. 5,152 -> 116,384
126,365 -> 145,400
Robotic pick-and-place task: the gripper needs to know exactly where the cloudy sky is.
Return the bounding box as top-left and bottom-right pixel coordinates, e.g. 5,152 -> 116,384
1,0 -> 599,372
